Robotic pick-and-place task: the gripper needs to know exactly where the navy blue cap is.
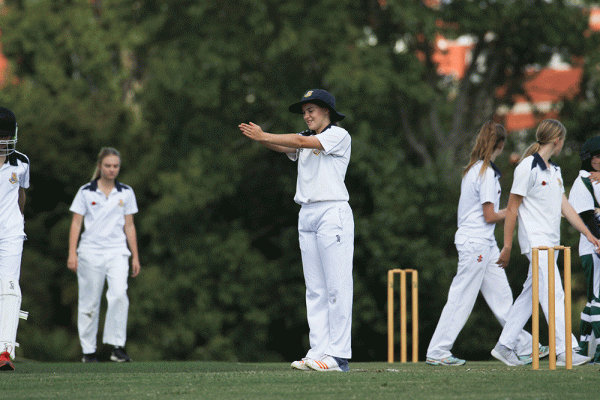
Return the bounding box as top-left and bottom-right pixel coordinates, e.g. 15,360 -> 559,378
288,89 -> 345,122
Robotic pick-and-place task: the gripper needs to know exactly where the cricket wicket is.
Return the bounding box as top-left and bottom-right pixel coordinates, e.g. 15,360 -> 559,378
387,269 -> 418,363
531,246 -> 572,370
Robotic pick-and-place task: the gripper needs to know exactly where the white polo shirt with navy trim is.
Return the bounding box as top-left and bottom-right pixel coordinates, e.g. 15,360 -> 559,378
455,160 -> 502,245
287,125 -> 351,205
70,180 -> 138,254
511,153 -> 564,253
0,151 -> 30,239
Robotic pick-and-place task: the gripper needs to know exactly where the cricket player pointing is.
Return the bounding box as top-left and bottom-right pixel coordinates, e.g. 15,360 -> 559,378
239,89 -> 354,372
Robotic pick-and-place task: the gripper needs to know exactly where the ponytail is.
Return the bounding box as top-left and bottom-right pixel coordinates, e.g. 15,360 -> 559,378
463,121 -> 506,177
520,119 -> 566,162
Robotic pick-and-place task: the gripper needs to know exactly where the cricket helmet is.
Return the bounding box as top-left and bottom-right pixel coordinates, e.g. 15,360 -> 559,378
0,107 -> 18,156
580,136 -> 600,172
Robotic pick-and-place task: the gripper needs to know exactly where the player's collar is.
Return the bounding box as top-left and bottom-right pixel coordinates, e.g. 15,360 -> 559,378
490,161 -> 502,178
87,179 -> 124,192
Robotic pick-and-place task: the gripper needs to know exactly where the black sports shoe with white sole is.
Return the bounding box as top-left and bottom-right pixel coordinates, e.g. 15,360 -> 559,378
111,346 -> 131,362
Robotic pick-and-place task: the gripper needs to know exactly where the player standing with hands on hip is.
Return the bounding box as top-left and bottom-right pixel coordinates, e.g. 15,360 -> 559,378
492,119 -> 599,366
239,89 -> 354,372
0,107 -> 29,371
68,147 -> 140,363
426,121 -> 542,366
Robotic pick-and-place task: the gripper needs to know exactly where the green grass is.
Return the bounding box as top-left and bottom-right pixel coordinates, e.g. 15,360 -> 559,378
4,360 -> 600,399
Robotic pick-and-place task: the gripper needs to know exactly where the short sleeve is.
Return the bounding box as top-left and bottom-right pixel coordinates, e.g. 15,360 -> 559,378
569,177 -> 595,214
478,167 -> 497,205
125,190 -> 139,215
510,160 -> 533,197
70,187 -> 87,215
316,127 -> 350,156
20,159 -> 30,189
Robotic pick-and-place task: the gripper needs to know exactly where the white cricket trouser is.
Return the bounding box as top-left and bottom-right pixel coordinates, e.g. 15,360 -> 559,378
299,201 -> 354,360
427,241 -> 533,359
498,250 -> 578,354
77,251 -> 130,354
0,235 -> 25,358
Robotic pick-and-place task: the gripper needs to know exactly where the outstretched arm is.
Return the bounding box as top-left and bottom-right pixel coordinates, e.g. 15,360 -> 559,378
239,122 -> 323,152
497,193 -> 523,269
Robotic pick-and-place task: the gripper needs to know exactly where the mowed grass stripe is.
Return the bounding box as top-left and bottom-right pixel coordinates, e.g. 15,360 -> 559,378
4,361 -> 600,399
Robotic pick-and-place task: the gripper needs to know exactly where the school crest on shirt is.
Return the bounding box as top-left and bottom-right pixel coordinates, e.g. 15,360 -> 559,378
557,178 -> 563,187
118,199 -> 124,207
9,172 -> 18,184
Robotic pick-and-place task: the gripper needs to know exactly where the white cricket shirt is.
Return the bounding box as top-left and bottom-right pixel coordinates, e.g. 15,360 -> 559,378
568,170 -> 599,256
511,153 -> 564,253
70,180 -> 138,254
0,151 -> 30,238
287,125 -> 351,205
455,160 -> 502,245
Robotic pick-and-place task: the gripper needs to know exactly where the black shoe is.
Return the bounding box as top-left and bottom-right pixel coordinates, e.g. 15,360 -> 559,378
110,346 -> 131,362
82,353 -> 98,363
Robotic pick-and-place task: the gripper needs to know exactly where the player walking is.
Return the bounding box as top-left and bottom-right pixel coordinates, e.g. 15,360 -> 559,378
492,119 -> 598,366
0,107 -> 29,371
68,147 -> 140,363
568,136 -> 600,363
239,89 -> 353,372
426,121 -> 544,366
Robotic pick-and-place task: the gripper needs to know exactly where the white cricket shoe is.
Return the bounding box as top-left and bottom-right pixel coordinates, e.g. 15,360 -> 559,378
557,352 -> 591,366
491,344 -> 524,366
291,358 -> 311,370
305,355 -> 343,372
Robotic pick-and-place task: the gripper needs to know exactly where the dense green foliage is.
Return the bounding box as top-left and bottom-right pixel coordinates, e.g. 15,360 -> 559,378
1,0 -> 600,362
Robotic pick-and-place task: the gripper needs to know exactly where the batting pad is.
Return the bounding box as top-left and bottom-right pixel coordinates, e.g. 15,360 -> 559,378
0,277 -> 22,358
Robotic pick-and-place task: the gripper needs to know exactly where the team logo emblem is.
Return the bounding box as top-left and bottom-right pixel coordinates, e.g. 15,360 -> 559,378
313,150 -> 321,155
558,178 -> 563,187
91,202 -> 97,206
542,181 -> 547,186
477,255 -> 483,262
9,172 -> 18,184
118,199 -> 124,207
304,91 -> 313,97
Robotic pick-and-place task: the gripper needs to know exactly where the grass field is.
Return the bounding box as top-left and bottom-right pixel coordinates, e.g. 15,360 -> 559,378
5,359 -> 600,399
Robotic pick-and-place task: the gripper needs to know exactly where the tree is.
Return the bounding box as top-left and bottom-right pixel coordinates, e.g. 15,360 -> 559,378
1,0 -> 599,362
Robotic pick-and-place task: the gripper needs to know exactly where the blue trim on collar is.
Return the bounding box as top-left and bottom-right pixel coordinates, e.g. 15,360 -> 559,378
321,123 -> 334,133
84,179 -> 125,192
490,161 -> 502,178
531,153 -> 547,171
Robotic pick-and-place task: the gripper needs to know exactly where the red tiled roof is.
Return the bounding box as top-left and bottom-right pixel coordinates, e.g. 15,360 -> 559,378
512,68 -> 583,104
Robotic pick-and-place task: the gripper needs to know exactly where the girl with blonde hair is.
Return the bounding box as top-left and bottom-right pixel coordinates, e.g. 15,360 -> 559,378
492,119 -> 599,366
427,121 -> 538,366
68,147 -> 140,363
